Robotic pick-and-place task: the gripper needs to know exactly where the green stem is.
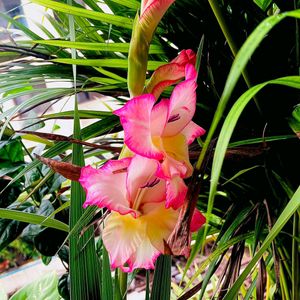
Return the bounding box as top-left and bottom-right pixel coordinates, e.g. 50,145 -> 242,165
292,212 -> 299,300
277,247 -> 292,280
279,261 -> 290,300
145,270 -> 150,300
295,0 -> 300,74
208,0 -> 238,56
208,0 -> 263,115
119,270 -> 128,300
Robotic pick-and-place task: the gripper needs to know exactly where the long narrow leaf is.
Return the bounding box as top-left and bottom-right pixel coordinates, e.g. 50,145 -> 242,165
223,186 -> 300,299
68,9 -> 101,299
150,255 -> 171,300
33,40 -> 164,54
0,209 -> 69,232
209,77 -> 300,215
52,58 -> 165,70
31,0 -> 133,29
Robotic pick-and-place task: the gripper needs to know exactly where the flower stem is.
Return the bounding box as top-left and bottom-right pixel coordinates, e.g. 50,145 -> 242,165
208,0 -> 263,115
119,270 -> 128,299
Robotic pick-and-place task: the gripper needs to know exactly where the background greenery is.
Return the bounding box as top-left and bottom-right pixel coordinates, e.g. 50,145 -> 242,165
0,0 -> 299,299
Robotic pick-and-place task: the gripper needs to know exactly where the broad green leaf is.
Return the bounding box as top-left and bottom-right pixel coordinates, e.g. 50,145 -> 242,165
10,271 -> 61,300
0,203 -> 35,251
223,186 -> 300,299
0,139 -> 23,162
0,208 -> 69,232
253,0 -> 273,11
288,105 -> 300,136
31,0 -> 133,29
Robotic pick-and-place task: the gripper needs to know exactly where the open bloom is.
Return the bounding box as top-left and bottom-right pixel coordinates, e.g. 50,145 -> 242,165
79,155 -> 205,272
145,49 -> 196,99
114,64 -> 205,209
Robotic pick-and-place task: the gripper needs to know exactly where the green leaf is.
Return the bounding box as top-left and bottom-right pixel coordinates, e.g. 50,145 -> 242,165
253,0 -> 273,11
41,110 -> 112,119
32,40 -> 164,54
151,255 -> 171,300
209,77 -> 300,218
107,0 -> 140,9
223,186 -> 300,299
0,138 -> 24,164
3,115 -> 119,191
0,89 -> 72,139
228,134 -> 296,147
197,9 -> 300,171
222,165 -> 261,186
101,247 -> 113,300
31,0 -> 133,29
58,274 -> 70,300
288,105 -> 300,136
52,58 -> 165,70
184,232 -> 255,292
10,271 -> 61,300
0,208 -> 69,232
68,9 -> 101,299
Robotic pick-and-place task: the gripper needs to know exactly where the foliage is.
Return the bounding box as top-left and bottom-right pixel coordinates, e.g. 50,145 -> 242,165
0,0 -> 299,299
10,271 -> 61,300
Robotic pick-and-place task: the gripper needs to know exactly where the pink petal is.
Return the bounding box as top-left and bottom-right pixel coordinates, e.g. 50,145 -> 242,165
126,155 -> 165,207
181,121 -> 206,145
162,68 -> 197,136
185,63 -> 197,80
171,49 -> 196,66
156,155 -> 187,179
190,209 -> 206,232
165,176 -> 187,209
146,64 -> 185,99
146,50 -> 196,99
79,159 -> 138,217
102,212 -> 146,269
114,95 -> 164,160
123,238 -> 160,272
150,98 -> 169,136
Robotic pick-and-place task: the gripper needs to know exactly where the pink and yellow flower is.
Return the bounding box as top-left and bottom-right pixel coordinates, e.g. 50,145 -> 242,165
79,155 -> 205,272
114,64 -> 205,209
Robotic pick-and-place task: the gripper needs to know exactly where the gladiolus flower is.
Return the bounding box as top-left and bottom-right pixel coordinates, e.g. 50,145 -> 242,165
114,64 -> 205,209
145,49 -> 196,99
79,155 -> 205,272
